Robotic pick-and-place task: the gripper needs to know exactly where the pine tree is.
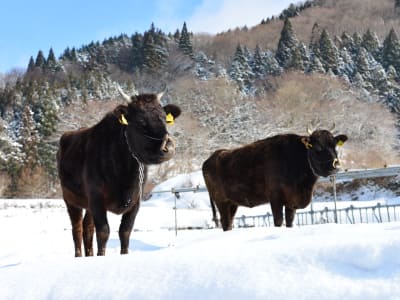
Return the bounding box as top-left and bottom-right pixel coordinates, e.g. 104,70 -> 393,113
173,29 -> 180,42
319,29 -> 339,74
251,45 -> 266,79
45,48 -> 58,72
276,18 -> 299,69
130,33 -> 143,70
141,25 -> 168,73
35,50 -> 46,68
289,45 -> 304,71
178,22 -> 193,58
362,29 -> 381,61
382,28 -> 400,73
309,22 -> 321,57
19,106 -> 40,167
264,51 -> 282,76
229,43 -> 254,92
27,57 -> 35,72
308,55 -> 325,74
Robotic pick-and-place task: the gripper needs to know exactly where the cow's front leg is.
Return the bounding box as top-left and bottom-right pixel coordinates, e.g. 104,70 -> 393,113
119,201 -> 140,254
285,207 -> 296,227
90,201 -> 109,256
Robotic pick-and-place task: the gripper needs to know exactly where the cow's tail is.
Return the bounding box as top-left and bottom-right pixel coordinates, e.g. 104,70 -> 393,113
202,157 -> 220,228
209,193 -> 219,228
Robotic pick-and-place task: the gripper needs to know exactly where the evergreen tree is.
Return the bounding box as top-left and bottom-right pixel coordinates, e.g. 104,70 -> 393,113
309,22 -> 321,57
130,33 -> 143,70
382,28 -> 400,73
45,48 -> 58,72
142,25 -> 168,72
178,22 -> 193,58
308,55 -> 325,74
251,45 -> 266,79
338,47 -> 355,77
27,57 -> 35,72
173,29 -> 180,42
70,47 -> 77,61
229,43 -> 254,92
319,29 -> 339,74
35,50 -> 46,69
289,45 -> 304,71
276,18 -> 299,69
264,51 -> 282,76
19,106 -> 40,167
362,29 -> 381,61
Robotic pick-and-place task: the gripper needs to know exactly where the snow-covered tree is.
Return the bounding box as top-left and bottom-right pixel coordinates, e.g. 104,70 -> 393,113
319,29 -> 339,74
382,28 -> 400,73
276,18 -> 299,69
178,22 -> 193,58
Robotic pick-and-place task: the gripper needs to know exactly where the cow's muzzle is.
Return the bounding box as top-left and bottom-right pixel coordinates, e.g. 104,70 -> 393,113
160,134 -> 176,158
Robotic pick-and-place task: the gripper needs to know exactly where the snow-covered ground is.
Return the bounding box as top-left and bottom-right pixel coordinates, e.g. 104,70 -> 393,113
1,171 -> 400,300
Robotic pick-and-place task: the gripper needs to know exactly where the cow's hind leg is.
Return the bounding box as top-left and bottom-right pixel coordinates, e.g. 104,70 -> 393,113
216,202 -> 238,231
89,201 -> 110,256
66,204 -> 83,257
270,200 -> 284,227
285,207 -> 296,227
119,202 -> 140,254
83,211 -> 95,256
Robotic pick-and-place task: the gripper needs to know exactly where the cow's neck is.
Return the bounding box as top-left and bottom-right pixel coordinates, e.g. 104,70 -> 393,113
123,129 -> 145,206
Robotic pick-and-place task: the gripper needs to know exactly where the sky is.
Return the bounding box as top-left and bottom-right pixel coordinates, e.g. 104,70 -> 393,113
0,0 -> 294,73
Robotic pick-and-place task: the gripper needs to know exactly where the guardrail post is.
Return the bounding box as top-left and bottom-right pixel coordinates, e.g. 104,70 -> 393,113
330,175 -> 338,223
171,188 -> 179,236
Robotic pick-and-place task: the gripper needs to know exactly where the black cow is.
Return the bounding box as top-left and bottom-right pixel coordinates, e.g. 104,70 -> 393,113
57,88 -> 181,256
202,128 -> 347,231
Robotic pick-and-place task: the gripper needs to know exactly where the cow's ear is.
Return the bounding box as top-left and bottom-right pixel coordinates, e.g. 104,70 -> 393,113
113,105 -> 129,126
335,134 -> 348,147
164,104 -> 181,125
301,137 -> 313,149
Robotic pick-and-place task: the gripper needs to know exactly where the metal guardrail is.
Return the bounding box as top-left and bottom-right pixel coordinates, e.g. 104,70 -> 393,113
235,203 -> 400,228
151,165 -> 400,232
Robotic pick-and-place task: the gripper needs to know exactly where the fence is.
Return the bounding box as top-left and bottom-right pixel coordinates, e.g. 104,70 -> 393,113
235,203 -> 400,228
153,165 -> 400,232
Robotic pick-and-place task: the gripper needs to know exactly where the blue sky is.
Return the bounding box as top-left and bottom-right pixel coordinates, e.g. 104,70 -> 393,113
0,0 -> 294,73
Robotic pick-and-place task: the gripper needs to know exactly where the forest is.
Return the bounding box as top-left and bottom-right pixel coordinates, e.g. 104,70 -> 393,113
0,0 -> 400,197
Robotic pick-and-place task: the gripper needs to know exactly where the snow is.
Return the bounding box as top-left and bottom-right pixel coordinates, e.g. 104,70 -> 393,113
1,171 -> 400,300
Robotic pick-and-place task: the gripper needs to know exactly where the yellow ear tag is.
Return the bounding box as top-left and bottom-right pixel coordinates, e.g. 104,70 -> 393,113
166,113 -> 174,125
301,137 -> 313,149
119,114 -> 128,125
337,140 -> 344,147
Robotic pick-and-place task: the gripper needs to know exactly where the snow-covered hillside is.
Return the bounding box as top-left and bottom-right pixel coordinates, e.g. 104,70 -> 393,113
1,171 -> 400,300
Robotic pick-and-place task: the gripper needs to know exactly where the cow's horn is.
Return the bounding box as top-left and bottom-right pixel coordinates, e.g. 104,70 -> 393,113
156,84 -> 167,103
156,92 -> 164,102
117,86 -> 131,103
329,122 -> 336,132
307,122 -> 313,135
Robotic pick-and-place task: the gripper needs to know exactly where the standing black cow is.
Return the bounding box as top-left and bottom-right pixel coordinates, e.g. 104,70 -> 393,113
202,128 -> 347,231
57,88 -> 181,256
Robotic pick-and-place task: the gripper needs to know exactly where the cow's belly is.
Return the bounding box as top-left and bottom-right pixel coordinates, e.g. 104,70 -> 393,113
224,183 -> 267,208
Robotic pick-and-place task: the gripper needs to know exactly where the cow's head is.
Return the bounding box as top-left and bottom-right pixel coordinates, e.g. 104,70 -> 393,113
114,87 -> 181,164
301,129 -> 348,177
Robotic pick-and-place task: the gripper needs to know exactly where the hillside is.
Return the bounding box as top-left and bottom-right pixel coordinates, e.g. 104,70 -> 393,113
0,0 -> 400,197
